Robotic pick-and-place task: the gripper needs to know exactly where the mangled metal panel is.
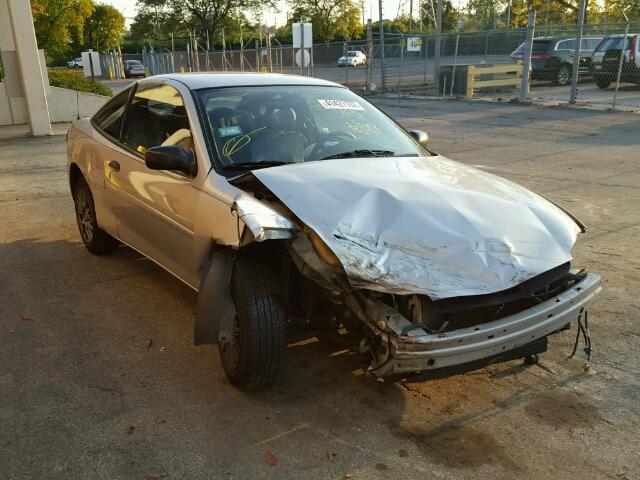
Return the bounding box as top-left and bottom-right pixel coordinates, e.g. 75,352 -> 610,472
253,156 -> 580,300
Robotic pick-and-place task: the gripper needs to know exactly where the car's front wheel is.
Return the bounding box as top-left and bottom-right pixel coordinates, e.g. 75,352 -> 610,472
219,258 -> 286,390
73,176 -> 119,255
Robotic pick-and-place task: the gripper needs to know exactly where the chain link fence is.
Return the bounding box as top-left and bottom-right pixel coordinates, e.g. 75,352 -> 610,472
102,21 -> 639,112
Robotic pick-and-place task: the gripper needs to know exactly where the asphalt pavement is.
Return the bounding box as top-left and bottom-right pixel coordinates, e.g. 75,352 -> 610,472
1,98 -> 639,479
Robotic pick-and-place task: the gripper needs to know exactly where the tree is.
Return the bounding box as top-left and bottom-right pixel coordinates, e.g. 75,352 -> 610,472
287,0 -> 364,42
31,0 -> 94,58
604,0 -> 640,21
420,0 -> 459,32
84,4 -> 125,51
130,0 -> 272,40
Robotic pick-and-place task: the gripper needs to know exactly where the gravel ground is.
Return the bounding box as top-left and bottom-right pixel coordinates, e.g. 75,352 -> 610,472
1,98 -> 638,480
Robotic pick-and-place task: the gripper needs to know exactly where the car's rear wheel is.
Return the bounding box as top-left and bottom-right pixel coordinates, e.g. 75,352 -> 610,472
73,176 -> 119,255
596,76 -> 612,89
219,258 -> 286,390
554,64 -> 572,86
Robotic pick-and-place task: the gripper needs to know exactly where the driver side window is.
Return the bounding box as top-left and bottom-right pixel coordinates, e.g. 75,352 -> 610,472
122,83 -> 193,156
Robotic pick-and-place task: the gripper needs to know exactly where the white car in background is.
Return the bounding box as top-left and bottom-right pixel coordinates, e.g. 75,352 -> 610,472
338,51 -> 366,67
67,57 -> 83,68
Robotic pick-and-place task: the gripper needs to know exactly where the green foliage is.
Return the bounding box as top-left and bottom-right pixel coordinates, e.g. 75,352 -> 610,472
31,1 -> 126,62
129,0 -> 272,44
31,0 -> 95,59
420,0 -> 459,32
48,70 -> 112,96
84,4 -> 125,51
288,0 -> 364,42
604,0 -> 640,21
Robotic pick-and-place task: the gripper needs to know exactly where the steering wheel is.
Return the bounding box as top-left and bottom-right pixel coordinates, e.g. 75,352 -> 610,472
310,130 -> 356,159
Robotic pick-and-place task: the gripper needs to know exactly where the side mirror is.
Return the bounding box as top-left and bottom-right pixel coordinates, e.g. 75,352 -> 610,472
145,145 -> 196,177
409,130 -> 429,147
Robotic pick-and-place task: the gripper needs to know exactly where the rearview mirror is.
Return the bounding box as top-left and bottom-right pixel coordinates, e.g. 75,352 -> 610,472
409,130 -> 429,147
145,145 -> 196,177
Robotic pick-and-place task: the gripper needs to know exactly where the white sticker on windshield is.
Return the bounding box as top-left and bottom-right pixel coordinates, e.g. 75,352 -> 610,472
317,99 -> 365,111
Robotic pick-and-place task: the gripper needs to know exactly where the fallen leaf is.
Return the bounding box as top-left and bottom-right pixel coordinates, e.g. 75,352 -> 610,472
143,474 -> 161,480
19,314 -> 29,321
343,475 -> 353,479
147,339 -> 153,349
265,451 -> 277,466
159,346 -> 166,352
127,426 -> 135,435
327,450 -> 335,462
375,463 -> 388,470
399,449 -> 409,457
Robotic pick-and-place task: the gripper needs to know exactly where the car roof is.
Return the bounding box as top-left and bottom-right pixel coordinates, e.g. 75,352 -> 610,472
150,72 -> 345,90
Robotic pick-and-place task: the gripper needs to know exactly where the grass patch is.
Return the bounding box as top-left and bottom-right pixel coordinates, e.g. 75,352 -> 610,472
48,70 -> 112,96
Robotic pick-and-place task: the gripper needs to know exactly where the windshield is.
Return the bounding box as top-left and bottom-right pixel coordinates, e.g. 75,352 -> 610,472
348,52 -> 358,56
196,85 -> 426,170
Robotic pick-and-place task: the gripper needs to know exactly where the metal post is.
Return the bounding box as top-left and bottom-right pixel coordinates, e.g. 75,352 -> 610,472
344,42 -> 349,85
434,0 -> 442,79
519,10 -> 536,102
366,19 -> 373,90
423,35 -> 428,84
569,0 -> 586,104
300,23 -> 304,76
399,33 -> 404,92
450,33 -> 459,97
613,22 -> 630,110
378,0 -> 386,90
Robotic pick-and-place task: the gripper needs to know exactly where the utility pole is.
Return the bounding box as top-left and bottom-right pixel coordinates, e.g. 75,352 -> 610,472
519,10 -> 536,102
569,0 -> 586,104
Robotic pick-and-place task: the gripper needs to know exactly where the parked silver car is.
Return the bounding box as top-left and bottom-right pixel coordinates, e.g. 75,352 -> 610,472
67,73 -> 601,389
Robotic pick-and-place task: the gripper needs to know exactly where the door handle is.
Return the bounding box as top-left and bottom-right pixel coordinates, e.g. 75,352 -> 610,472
107,160 -> 120,171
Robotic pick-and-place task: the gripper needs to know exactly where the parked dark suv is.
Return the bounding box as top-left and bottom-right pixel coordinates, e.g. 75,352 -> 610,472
591,34 -> 640,89
511,36 -> 603,86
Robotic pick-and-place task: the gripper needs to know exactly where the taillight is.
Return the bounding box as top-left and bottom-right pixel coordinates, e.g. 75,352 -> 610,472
630,36 -> 637,63
531,54 -> 552,61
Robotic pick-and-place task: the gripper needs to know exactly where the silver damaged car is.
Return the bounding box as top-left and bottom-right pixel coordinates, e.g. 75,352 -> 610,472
67,73 -> 601,389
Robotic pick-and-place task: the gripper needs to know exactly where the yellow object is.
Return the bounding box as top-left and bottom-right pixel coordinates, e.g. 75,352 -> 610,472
465,61 -> 524,98
180,66 -> 185,73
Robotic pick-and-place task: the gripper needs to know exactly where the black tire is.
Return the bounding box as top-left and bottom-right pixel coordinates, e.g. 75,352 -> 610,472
72,176 -> 119,255
219,258 -> 286,390
596,76 -> 611,89
554,64 -> 572,86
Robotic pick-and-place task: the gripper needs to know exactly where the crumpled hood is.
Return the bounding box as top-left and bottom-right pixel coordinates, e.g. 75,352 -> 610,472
252,156 -> 580,300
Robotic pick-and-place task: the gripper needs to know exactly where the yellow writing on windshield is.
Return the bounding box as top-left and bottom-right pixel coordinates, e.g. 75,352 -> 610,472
222,127 -> 266,157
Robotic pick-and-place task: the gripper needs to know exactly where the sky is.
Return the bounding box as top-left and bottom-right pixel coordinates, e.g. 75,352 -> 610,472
99,0 -> 424,29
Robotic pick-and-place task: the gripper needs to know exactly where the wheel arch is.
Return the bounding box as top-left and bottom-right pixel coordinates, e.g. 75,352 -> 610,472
68,162 -> 84,194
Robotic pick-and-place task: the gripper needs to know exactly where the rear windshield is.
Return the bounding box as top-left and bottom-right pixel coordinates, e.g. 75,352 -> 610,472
127,60 -> 143,66
596,36 -> 633,52
514,40 -> 552,54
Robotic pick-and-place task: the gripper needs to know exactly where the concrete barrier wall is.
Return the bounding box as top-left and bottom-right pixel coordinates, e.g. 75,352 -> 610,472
47,86 -> 109,123
1,83 -> 109,125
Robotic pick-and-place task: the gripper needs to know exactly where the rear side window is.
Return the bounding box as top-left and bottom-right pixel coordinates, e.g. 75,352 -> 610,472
556,39 -> 576,50
93,88 -> 131,140
514,40 -> 552,54
596,36 -> 632,52
122,83 -> 193,155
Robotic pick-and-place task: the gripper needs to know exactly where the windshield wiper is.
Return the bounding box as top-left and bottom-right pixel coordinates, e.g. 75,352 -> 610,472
222,161 -> 289,170
321,149 -> 395,160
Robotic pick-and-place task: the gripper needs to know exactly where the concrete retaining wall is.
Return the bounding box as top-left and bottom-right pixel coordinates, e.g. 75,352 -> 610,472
47,86 -> 109,123
0,83 -> 109,126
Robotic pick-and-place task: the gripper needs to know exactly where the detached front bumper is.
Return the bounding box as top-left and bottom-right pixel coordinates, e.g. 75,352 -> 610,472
391,273 -> 601,374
